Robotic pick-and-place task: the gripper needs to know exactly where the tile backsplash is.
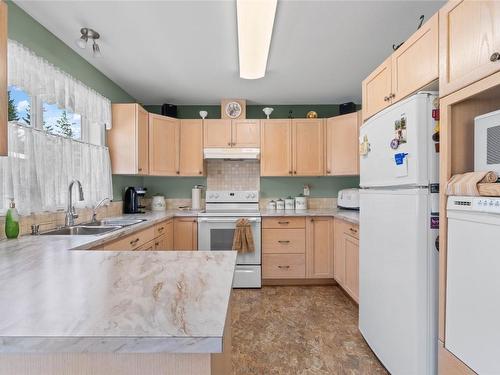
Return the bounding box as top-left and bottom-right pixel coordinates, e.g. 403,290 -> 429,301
207,160 -> 260,191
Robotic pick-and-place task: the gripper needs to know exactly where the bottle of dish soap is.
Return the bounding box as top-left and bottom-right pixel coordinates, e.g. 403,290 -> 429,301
5,198 -> 20,239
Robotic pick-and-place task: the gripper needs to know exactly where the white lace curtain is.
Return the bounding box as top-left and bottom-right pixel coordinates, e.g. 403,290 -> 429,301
8,40 -> 112,129
0,124 -> 113,215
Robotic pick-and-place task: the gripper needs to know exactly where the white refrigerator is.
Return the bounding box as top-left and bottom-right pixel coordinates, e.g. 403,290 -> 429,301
359,92 -> 440,375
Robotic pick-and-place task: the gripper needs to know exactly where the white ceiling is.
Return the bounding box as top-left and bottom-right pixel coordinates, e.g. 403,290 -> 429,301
15,0 -> 444,105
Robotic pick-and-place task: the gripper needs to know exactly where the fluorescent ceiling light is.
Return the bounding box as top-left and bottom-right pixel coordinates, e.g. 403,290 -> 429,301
237,0 -> 277,80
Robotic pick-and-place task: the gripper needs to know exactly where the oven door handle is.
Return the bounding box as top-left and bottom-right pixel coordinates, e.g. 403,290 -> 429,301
198,217 -> 261,223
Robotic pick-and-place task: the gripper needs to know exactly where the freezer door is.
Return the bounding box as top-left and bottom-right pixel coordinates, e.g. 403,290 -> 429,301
359,188 -> 438,375
360,93 -> 438,188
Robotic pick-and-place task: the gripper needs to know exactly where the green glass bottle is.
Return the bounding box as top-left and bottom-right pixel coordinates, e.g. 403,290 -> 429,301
5,198 -> 20,239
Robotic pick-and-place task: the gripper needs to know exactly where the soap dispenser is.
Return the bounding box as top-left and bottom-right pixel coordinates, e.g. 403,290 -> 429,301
5,198 -> 20,239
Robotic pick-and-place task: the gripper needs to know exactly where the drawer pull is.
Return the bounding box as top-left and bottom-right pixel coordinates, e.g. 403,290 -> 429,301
277,265 -> 290,269
384,96 -> 390,102
158,227 -> 164,232
130,238 -> 140,246
278,240 -> 290,244
155,242 -> 159,246
349,228 -> 358,234
278,221 -> 290,225
490,52 -> 500,62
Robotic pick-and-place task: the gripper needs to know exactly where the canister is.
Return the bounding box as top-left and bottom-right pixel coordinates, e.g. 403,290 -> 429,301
267,200 -> 277,210
152,195 -> 166,211
285,197 -> 295,210
295,195 -> 308,210
276,198 -> 285,210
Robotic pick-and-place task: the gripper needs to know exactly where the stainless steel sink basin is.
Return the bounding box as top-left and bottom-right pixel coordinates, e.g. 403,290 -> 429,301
41,226 -> 121,236
84,219 -> 146,227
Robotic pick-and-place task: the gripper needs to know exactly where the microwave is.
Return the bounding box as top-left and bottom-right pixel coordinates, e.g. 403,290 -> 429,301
475,109 -> 500,176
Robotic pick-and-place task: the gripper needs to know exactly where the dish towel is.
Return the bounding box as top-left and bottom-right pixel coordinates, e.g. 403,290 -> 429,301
446,171 -> 498,196
232,218 -> 255,253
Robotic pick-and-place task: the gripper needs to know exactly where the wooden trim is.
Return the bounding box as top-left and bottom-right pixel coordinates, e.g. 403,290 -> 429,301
438,342 -> 476,375
0,1 -> 7,156
439,71 -> 500,342
262,278 -> 336,286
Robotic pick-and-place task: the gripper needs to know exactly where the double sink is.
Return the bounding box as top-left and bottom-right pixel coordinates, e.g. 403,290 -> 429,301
41,219 -> 147,236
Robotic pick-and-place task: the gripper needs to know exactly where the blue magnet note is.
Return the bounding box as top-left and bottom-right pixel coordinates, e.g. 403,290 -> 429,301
394,153 -> 408,165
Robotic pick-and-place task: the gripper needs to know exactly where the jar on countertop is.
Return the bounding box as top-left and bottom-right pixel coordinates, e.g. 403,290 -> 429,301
276,198 -> 285,210
267,200 -> 277,210
285,197 -> 295,210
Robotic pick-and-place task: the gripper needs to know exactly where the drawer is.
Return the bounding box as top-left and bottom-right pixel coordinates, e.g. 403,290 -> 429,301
103,226 -> 155,251
262,217 -> 305,229
343,223 -> 359,239
136,239 -> 155,251
262,229 -> 305,254
155,219 -> 172,238
263,254 -> 306,279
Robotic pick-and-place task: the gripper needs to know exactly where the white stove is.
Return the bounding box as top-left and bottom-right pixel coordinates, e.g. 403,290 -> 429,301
198,191 -> 261,288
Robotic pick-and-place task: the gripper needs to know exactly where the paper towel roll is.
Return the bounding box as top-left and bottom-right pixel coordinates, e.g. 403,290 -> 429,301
192,187 -> 202,210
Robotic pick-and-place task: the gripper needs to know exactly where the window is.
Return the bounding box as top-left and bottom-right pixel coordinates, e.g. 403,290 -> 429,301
7,85 -> 32,126
42,102 -> 82,140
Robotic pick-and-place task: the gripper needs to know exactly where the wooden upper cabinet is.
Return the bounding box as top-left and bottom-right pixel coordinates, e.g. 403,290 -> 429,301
179,119 -> 204,176
108,104 -> 149,175
392,13 -> 438,102
261,119 -> 292,176
306,217 -> 334,278
149,113 -> 179,176
232,119 -> 260,147
440,0 -> 500,97
362,57 -> 392,121
204,119 -> 232,147
0,1 -> 7,156
292,119 -> 324,176
326,112 -> 360,176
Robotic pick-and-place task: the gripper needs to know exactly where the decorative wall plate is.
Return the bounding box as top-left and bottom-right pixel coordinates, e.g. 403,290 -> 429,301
225,101 -> 242,119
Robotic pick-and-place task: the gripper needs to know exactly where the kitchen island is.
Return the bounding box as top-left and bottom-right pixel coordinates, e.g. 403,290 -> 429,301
0,232 -> 236,375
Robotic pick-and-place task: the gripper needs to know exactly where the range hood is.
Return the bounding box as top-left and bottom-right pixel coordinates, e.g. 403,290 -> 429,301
203,148 -> 260,160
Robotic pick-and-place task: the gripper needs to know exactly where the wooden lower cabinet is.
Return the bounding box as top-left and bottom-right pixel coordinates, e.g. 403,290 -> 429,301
306,217 -> 334,278
154,219 -> 174,250
333,218 -> 359,302
173,217 -> 198,250
262,216 -> 334,282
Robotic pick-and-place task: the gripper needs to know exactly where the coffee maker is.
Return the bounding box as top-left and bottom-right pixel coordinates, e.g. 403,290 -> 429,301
123,187 -> 147,214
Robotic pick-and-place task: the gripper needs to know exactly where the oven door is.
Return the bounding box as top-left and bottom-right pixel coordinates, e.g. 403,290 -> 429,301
198,217 -> 261,265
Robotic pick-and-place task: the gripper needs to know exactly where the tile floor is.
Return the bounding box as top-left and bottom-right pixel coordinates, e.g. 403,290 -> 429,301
231,286 -> 388,375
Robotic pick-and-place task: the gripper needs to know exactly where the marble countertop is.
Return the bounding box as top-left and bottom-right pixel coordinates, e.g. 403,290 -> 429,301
260,208 -> 359,225
0,210 -> 236,354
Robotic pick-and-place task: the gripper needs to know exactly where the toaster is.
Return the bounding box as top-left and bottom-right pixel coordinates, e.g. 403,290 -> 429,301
337,188 -> 359,210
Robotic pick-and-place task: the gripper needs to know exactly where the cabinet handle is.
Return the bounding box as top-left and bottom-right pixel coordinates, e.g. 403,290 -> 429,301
293,171 -> 297,175
138,167 -> 142,172
384,96 -> 390,102
326,170 -> 331,174
176,171 -> 180,175
130,238 -> 140,246
278,221 -> 290,224
158,227 -> 164,232
289,170 -> 293,175
490,52 -> 500,62
278,240 -> 290,244
390,93 -> 396,99
199,171 -> 202,175
278,265 -> 290,269
349,228 -> 358,234
155,242 -> 159,246
227,142 -> 231,146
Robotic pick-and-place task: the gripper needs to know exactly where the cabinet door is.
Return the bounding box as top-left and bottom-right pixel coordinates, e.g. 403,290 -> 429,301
149,114 -> 179,176
261,119 -> 292,176
179,119 -> 204,176
165,219 -> 174,249
231,119 -> 260,147
333,219 -> 346,286
362,57 -> 392,121
392,13 -> 438,102
203,119 -> 232,147
306,217 -> 334,278
326,112 -> 360,176
137,106 -> 149,175
292,119 -> 324,176
173,217 -> 198,250
136,240 -> 155,251
344,234 -> 359,303
0,1 -> 7,156
440,0 -> 500,97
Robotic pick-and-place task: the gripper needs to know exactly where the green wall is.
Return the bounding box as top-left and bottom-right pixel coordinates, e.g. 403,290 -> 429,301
260,177 -> 359,198
6,1 -> 135,103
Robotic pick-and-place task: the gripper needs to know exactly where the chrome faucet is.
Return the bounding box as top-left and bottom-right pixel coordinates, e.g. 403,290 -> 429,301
91,197 -> 110,223
65,179 -> 84,227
